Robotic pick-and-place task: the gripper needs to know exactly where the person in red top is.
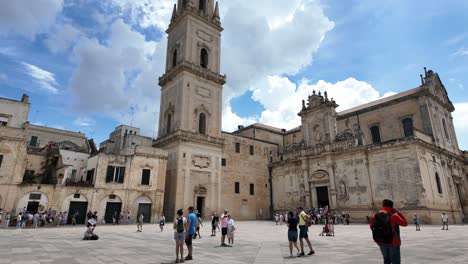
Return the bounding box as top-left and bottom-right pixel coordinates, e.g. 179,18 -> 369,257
370,199 -> 408,264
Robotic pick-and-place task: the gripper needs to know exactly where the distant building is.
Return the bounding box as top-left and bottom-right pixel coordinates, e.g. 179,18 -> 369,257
0,96 -> 167,224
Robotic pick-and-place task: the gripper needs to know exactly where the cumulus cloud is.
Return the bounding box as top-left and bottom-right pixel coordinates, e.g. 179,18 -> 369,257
0,0 -> 63,39
109,0 -> 174,30
45,24 -> 81,53
453,102 -> 468,150
21,62 -> 59,94
223,76 -> 395,131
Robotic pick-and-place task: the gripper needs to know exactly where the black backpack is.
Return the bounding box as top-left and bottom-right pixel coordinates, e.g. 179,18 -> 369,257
176,217 -> 184,233
371,212 -> 393,244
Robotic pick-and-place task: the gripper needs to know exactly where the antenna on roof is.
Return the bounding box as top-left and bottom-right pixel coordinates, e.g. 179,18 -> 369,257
424,67 -> 427,77
420,74 -> 424,85
130,107 -> 135,127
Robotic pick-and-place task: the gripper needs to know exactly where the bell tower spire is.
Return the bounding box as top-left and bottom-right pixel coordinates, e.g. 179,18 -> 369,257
157,0 -> 225,139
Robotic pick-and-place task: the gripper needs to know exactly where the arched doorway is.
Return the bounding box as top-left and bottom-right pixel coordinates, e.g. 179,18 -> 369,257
135,196 -> 152,223
62,193 -> 88,224
17,192 -> 48,213
308,170 -> 331,209
101,194 -> 122,224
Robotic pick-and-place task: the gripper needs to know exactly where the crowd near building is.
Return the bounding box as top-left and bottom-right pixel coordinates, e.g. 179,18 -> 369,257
1,0 -> 467,225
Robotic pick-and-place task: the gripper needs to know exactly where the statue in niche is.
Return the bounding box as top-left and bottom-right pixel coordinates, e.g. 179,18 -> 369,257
339,181 -> 347,197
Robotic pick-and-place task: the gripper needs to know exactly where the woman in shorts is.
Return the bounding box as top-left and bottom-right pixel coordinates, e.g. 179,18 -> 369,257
287,211 -> 300,257
173,209 -> 187,263
159,214 -> 165,232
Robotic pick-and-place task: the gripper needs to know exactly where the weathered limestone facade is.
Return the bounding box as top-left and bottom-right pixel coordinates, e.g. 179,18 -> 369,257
0,96 -> 168,223
155,1 -> 468,223
268,70 -> 468,224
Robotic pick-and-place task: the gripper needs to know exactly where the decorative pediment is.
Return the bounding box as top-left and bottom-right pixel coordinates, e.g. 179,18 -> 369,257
193,104 -> 211,116
141,163 -> 153,169
308,170 -> 329,182
165,103 -> 175,116
109,157 -> 126,166
194,184 -> 207,195
192,155 -> 211,169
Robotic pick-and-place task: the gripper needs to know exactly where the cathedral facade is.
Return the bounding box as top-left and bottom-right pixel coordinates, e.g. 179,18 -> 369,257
155,0 -> 468,223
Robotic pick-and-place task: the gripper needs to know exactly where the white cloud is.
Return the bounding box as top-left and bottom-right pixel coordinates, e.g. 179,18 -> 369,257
21,62 -> 59,94
453,47 -> 468,57
73,117 -> 95,127
453,103 -> 468,150
109,0 -> 174,30
0,46 -> 17,56
45,24 -> 81,53
223,76 -> 395,131
0,0 -> 63,39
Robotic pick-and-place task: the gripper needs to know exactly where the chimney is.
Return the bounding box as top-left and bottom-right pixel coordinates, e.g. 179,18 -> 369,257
238,125 -> 244,130
21,94 -> 29,103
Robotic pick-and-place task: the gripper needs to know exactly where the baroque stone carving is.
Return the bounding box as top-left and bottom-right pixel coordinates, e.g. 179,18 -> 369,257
194,185 -> 207,195
109,157 -> 126,165
195,87 -> 211,98
192,155 -> 211,169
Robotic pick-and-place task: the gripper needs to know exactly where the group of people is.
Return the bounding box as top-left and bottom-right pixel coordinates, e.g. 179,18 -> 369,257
173,208 -> 235,263
275,207 -> 350,226
0,209 -> 82,229
284,207 -> 316,258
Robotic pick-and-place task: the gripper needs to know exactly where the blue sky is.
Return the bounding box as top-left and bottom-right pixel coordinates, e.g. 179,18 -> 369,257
1,0 -> 467,149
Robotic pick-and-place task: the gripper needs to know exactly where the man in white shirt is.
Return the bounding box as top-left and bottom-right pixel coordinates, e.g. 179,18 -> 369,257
441,212 -> 449,230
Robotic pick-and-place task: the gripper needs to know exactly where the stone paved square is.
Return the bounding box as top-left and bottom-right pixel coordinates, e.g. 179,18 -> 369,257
1,221 -> 467,264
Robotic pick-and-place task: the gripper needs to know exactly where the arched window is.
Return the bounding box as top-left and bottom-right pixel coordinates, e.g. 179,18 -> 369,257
442,118 -> 449,139
166,114 -> 172,135
199,0 -> 206,13
200,48 -> 208,69
370,125 -> 381,144
172,49 -> 177,68
199,113 -> 206,135
402,118 -> 414,137
435,172 -> 443,194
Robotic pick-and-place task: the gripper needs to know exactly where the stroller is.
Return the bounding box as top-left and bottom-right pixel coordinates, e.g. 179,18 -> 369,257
319,220 -> 335,236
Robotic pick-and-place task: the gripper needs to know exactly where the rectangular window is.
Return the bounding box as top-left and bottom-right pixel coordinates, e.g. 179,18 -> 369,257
249,145 -> 254,155
250,183 -> 255,195
30,136 -> 38,147
221,158 -> 226,166
73,193 -> 80,199
0,116 -> 8,126
106,166 -> 125,184
0,154 -> 3,168
141,169 -> 151,185
235,182 -> 240,194
370,125 -> 381,144
29,193 -> 41,200
235,142 -> 240,153
109,194 -> 117,200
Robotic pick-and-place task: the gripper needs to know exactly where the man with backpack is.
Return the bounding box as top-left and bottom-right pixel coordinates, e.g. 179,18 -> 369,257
370,199 -> 408,264
174,209 -> 187,263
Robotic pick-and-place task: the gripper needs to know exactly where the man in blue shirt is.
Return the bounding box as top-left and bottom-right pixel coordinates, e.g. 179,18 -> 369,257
185,206 -> 197,261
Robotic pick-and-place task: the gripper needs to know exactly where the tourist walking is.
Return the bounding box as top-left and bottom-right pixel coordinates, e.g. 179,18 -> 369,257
287,211 -> 300,257
159,214 -> 166,232
227,214 -> 235,245
413,214 -> 420,231
137,213 -> 144,232
71,211 -> 78,226
441,212 -> 448,230
4,212 -> 10,228
174,209 -> 187,263
185,206 -> 197,261
297,207 -> 315,256
126,211 -> 131,224
195,212 -> 203,239
220,209 -> 229,246
16,213 -> 22,229
210,212 -> 217,236
370,199 -> 408,264
33,212 -> 39,228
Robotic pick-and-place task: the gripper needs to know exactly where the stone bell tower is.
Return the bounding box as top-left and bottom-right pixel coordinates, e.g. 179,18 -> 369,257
158,0 -> 225,138
156,0 -> 225,220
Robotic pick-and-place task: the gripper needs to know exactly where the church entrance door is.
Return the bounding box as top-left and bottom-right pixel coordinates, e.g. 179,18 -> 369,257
196,196 -> 205,216
316,187 -> 329,209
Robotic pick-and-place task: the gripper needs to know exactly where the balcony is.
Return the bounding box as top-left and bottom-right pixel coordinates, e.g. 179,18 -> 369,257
64,178 -> 94,188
